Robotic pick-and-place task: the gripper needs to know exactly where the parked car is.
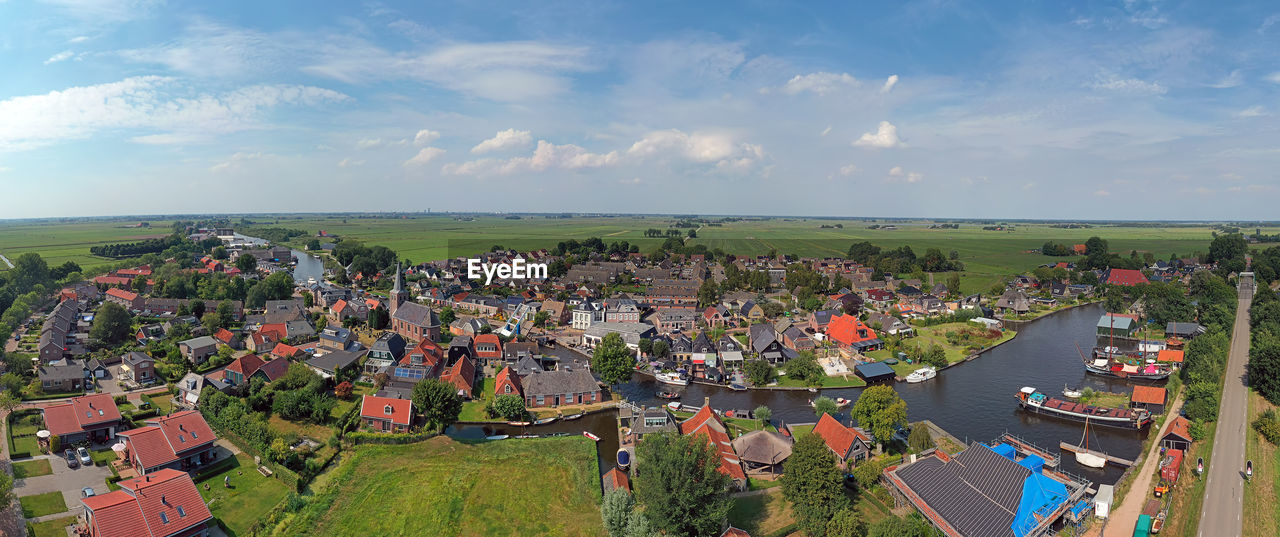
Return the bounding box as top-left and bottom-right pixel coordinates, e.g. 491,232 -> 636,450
77,446 -> 92,466
64,449 -> 78,468
81,487 -> 95,498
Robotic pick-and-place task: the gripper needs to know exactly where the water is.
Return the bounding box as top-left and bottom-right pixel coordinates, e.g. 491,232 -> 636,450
291,249 -> 325,283
610,302 -> 1144,485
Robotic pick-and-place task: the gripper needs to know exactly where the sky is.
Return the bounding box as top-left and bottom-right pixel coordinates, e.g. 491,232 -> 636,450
1,0 -> 1278,220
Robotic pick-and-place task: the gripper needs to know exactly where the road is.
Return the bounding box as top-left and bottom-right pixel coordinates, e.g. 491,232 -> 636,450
1197,273 -> 1254,537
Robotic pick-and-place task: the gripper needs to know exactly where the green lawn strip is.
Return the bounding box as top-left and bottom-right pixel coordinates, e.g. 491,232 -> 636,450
1244,389 -> 1280,537
20,491 -> 68,518
12,459 -> 52,479
790,424 -> 815,438
90,449 -> 117,466
197,454 -> 291,536
1166,424 -> 1216,537
281,435 -> 603,536
28,515 -> 79,537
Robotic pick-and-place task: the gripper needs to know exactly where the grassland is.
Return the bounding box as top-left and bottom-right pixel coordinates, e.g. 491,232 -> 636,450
281,435 -> 603,537
1245,389 -> 1279,537
0,214 -> 1241,294
197,453 -> 291,536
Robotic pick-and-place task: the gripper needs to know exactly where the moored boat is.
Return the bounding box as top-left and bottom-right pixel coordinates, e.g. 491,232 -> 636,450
507,421 -> 532,426
583,431 -> 601,441
485,434 -> 509,440
563,413 -> 583,420
655,372 -> 690,386
1015,387 -> 1151,430
729,383 -> 747,391
666,402 -> 682,411
655,391 -> 681,400
905,367 -> 937,383
616,449 -> 631,470
1078,342 -> 1171,380
1063,385 -> 1083,399
534,416 -> 558,425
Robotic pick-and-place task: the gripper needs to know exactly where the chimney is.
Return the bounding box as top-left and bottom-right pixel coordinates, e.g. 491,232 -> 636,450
704,396 -> 711,409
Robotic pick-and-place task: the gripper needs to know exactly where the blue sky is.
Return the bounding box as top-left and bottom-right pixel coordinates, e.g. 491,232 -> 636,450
1,0 -> 1278,220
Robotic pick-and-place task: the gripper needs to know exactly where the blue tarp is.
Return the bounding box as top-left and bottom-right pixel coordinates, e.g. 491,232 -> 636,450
990,443 -> 1017,460
1010,469 -> 1069,537
1069,500 -> 1090,518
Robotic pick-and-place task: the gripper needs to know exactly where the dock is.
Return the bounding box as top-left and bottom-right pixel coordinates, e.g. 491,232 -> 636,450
1059,441 -> 1136,467
1000,433 -> 1061,467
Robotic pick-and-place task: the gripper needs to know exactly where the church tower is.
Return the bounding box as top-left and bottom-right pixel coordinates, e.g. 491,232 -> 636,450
389,263 -> 408,316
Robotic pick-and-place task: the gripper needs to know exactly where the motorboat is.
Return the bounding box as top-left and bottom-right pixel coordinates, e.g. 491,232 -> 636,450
534,417 -> 558,425
1063,385 -> 1083,399
506,421 -> 532,427
563,413 -> 583,421
729,383 -> 747,391
655,372 -> 689,386
616,449 -> 631,470
666,402 -> 682,411
905,367 -> 937,383
485,434 -> 509,440
655,391 -> 681,400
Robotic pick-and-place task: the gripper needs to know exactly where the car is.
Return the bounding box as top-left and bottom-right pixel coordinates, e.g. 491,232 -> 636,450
81,487 -> 96,498
64,449 -> 78,468
77,446 -> 92,466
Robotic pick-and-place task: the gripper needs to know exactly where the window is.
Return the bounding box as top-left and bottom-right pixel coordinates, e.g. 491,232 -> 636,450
159,513 -> 169,524
504,385 -> 511,394
536,396 -> 544,405
384,405 -> 393,415
177,506 -> 186,517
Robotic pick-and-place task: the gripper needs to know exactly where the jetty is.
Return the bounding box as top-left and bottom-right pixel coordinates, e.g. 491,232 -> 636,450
1000,432 -> 1061,467
1059,441 -> 1136,467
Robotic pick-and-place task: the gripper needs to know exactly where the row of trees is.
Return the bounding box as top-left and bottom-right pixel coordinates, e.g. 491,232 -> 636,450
89,233 -> 192,258
1177,272 -> 1238,427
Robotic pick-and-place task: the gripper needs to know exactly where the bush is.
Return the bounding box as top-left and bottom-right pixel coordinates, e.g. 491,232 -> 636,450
1253,409 -> 1280,445
852,457 -> 892,490
1189,419 -> 1209,441
345,431 -> 437,445
907,426 -> 934,452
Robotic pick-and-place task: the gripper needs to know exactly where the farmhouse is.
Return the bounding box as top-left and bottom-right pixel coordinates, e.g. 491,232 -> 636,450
360,395 -> 414,433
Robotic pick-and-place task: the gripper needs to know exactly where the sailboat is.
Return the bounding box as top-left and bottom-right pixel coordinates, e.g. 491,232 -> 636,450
1075,417 -> 1107,468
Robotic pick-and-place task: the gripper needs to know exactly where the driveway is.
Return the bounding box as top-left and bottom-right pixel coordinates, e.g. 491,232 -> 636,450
96,365 -> 124,394
13,454 -> 112,520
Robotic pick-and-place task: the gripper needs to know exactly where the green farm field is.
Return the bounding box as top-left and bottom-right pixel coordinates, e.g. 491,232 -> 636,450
0,214 -> 1259,292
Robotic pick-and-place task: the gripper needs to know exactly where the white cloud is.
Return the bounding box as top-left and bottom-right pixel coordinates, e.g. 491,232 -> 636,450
117,21 -> 286,79
886,166 -> 922,183
444,140 -> 618,175
1089,74 -> 1167,95
838,164 -> 858,176
413,129 -> 441,146
404,147 -> 445,167
0,76 -> 348,151
210,151 -> 273,173
471,128 -> 532,154
355,138 -> 385,150
769,72 -> 858,96
1235,106 -> 1267,118
853,121 -> 904,148
1094,189 -> 1111,196
337,157 -> 365,168
1261,14 -> 1280,34
44,51 -> 75,65
69,36 -> 89,44
1209,70 -> 1243,89
888,166 -> 903,177
628,129 -> 764,167
1266,72 -> 1280,84
820,126 -> 832,137
881,74 -> 899,93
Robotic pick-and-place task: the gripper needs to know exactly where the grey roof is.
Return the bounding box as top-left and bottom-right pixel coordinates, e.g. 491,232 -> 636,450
319,326 -> 353,343
306,349 -> 366,373
584,322 -> 655,338
691,331 -> 715,353
891,443 -> 1033,537
1165,322 -> 1205,337
123,351 -> 153,367
503,341 -> 540,359
657,309 -> 697,321
731,430 -> 793,465
285,320 -> 316,339
749,324 -> 778,353
521,367 -> 599,397
1097,314 -> 1134,330
38,360 -> 85,381
718,335 -> 742,352
514,354 -> 544,376
391,301 -> 440,328
263,299 -> 306,323
179,336 -> 218,349
371,332 -> 407,356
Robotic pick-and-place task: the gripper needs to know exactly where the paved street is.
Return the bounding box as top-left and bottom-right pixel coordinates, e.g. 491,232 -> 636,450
1197,274 -> 1254,537
13,454 -> 112,520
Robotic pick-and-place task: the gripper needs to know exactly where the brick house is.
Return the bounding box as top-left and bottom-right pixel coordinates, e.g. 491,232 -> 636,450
82,469 -> 214,537
117,410 -> 219,475
120,351 -> 157,385
494,366 -> 523,399
42,393 -> 123,444
521,367 -> 601,408
360,395 -> 414,433
811,413 -> 871,468
178,336 -> 218,365
105,288 -> 144,311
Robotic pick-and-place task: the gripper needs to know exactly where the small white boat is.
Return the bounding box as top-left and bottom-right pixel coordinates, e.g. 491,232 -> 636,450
583,431 -> 601,442
485,434 -> 509,440
807,387 -> 818,393
666,402 -> 682,411
1063,385 -> 1083,399
905,367 -> 937,383
655,372 -> 689,386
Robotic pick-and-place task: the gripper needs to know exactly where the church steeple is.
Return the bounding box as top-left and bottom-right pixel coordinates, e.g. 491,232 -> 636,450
390,263 -> 408,315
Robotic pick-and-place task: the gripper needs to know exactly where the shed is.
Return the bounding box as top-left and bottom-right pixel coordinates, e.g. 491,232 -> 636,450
1161,416 -> 1193,452
1130,386 -> 1167,414
854,361 -> 897,383
1156,349 -> 1184,363
1096,314 -> 1137,338
1094,484 -> 1115,519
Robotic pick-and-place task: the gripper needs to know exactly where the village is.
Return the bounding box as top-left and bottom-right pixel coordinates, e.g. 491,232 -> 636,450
0,220 -> 1259,537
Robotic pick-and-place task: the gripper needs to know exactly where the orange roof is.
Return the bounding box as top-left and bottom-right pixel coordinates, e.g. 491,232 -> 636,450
258,323 -> 287,340
1164,416 -> 1192,442
825,313 -> 879,347
679,406 -> 746,481
360,395 -> 414,426
105,288 -> 139,301
225,353 -> 265,377
495,366 -> 523,397
721,528 -> 751,537
213,328 -> 236,344
1131,385 -> 1167,405
332,299 -> 349,313
84,468 -> 212,537
604,467 -> 630,492
440,357 -> 477,396
273,342 -> 302,358
811,413 -> 868,458
1156,349 -> 1184,363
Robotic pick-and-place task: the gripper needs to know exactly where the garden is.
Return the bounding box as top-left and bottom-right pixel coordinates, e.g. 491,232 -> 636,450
196,453 -> 292,536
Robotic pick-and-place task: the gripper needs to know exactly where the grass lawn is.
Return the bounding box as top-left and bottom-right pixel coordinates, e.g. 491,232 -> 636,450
10,435 -> 40,458
790,424 -> 815,438
774,372 -> 866,389
20,491 -> 68,518
282,435 -> 603,537
28,515 -> 78,537
1245,389 -> 1279,537
142,393 -> 174,415
1081,390 -> 1130,409
90,449 -> 117,466
459,377 -> 501,422
12,459 -> 52,479
728,488 -> 796,537
197,454 -> 291,536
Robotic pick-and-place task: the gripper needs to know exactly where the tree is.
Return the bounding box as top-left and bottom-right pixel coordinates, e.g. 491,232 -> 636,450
813,396 -> 839,417
945,273 -> 961,297
0,391 -> 19,416
303,292 -> 314,309
411,379 -> 463,432
439,306 -> 456,327
235,254 -> 258,273
852,386 -> 908,448
90,302 -> 132,345
744,359 -> 776,386
0,466 -> 12,511
1250,336 -> 1280,405
919,344 -> 947,368
534,310 -> 551,329
592,332 -> 635,386
633,433 -> 732,537
490,393 -> 528,421
1207,233 -> 1248,264
827,509 -> 869,537
698,278 -> 719,308
369,306 -> 390,330
787,352 -> 825,388
212,246 -> 229,260
867,514 -> 937,537
602,488 -> 635,537
625,511 -> 654,537
651,339 -> 670,359
334,381 -> 353,400
907,426 -> 935,452
754,405 -> 772,428
201,312 -> 222,333
781,433 -> 851,536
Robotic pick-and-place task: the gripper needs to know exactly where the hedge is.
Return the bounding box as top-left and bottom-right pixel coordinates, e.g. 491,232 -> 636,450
344,431 -> 438,445
211,428 -> 303,492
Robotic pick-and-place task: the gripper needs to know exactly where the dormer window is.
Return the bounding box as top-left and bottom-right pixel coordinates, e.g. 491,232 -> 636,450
384,405 -> 393,415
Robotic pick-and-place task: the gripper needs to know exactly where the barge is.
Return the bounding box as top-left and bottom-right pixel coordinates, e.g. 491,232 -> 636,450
1016,387 -> 1151,430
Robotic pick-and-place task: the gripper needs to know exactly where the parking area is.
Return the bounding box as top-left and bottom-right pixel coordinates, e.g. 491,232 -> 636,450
13,453 -> 113,519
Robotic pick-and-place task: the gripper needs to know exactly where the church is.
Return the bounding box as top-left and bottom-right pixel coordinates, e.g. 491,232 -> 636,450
388,264 -> 442,343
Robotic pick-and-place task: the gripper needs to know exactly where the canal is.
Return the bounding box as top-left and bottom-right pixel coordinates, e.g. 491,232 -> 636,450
607,302 -> 1143,484
291,249 -> 325,283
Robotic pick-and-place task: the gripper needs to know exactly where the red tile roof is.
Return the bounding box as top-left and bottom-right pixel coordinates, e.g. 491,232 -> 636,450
721,528 -> 751,537
272,342 -> 302,359
404,339 -> 445,367
604,467 -> 630,492
494,366 -> 523,398
106,287 -> 139,302
332,299 -> 349,314
440,357 -> 477,396
120,411 -> 217,471
225,354 -> 265,378
1131,385 -> 1167,405
258,323 -> 287,341
812,413 -> 868,459
84,468 -> 212,537
825,313 -> 879,347
119,426 -> 177,470
1164,416 -> 1192,442
212,328 -> 236,344
473,334 -> 502,358
256,358 -> 290,382
360,395 -> 413,426
679,406 -> 746,482
94,275 -> 133,286
1105,268 -> 1149,286
1156,349 -> 1184,363
43,394 -> 122,437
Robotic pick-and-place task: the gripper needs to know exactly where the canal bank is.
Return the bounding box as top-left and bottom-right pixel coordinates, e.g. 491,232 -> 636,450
614,302 -> 1146,485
